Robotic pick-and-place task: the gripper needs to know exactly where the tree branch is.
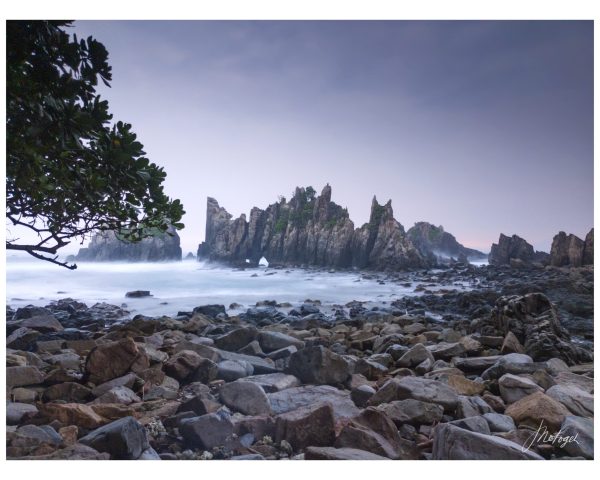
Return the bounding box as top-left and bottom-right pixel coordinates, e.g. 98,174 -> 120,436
6,243 -> 77,270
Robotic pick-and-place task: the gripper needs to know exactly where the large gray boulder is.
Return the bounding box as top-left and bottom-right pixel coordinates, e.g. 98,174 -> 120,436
287,346 -> 351,385
432,423 -> 543,460
79,416 -> 149,460
560,416 -> 593,459
219,380 -> 272,415
368,376 -> 459,413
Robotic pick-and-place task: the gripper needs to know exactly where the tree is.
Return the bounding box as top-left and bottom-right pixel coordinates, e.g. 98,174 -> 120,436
6,21 -> 185,269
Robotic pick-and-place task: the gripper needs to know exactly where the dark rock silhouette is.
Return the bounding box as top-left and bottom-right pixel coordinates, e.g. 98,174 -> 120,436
488,234 -> 549,266
197,185 -> 425,270
550,229 -> 594,267
406,222 -> 486,264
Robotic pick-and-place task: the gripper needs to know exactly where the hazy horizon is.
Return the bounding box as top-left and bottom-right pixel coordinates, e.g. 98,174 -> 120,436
15,20 -> 594,256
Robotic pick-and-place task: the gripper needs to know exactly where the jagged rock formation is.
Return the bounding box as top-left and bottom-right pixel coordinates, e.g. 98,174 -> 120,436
550,229 -> 594,267
76,226 -> 182,262
406,222 -> 486,264
197,185 -> 425,270
488,234 -> 549,266
487,293 -> 591,364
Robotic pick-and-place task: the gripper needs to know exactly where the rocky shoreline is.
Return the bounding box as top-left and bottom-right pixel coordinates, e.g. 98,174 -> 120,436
6,264 -> 594,460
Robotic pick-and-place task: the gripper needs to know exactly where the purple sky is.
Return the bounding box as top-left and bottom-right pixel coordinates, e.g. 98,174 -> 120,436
70,20 -> 593,254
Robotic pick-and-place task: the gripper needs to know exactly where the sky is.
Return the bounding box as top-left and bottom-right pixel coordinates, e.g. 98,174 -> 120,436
67,20 -> 592,254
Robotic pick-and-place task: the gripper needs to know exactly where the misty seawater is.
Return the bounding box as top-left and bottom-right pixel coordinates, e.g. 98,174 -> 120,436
5,256 -> 435,318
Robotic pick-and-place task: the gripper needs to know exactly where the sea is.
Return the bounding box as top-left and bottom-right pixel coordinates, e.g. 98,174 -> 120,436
4,255 -> 465,318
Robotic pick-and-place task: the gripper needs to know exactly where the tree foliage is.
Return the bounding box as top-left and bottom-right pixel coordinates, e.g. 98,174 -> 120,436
6,21 -> 185,269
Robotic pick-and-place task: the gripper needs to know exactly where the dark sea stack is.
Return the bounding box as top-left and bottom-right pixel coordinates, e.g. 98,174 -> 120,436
488,233 -> 548,266
76,225 -> 182,262
197,185 -> 426,270
550,230 -> 593,267
406,222 -> 486,264
351,197 -> 422,270
583,228 -> 594,265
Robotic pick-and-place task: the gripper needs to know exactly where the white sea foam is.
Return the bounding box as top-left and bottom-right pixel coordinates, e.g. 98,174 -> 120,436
5,255 -> 421,317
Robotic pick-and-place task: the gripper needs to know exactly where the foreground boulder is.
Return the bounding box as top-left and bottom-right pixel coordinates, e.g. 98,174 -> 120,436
432,423 -> 543,459
85,337 -> 148,384
37,402 -> 106,429
179,412 -> 234,450
304,446 -> 388,460
287,346 -> 351,386
335,408 -> 417,459
79,416 -> 150,460
368,376 -> 459,413
374,399 -> 444,426
505,391 -> 570,431
560,416 -> 593,459
219,380 -> 271,415
274,403 -> 335,451
12,443 -> 110,460
268,385 -> 360,421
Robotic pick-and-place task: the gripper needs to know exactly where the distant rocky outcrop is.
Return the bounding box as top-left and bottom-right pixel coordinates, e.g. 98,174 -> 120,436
550,229 -> 594,267
488,234 -> 549,266
76,226 -> 182,262
197,185 -> 426,270
407,222 -> 486,264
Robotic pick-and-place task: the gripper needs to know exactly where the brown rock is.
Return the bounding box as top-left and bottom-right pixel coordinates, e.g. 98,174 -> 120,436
37,403 -> 107,429
505,391 -> 570,431
501,331 -> 525,354
11,443 -> 110,460
164,350 -> 204,382
447,375 -> 485,396
59,425 -> 79,446
84,337 -> 147,384
43,382 -> 93,402
335,407 -> 419,459
232,415 -> 276,440
482,392 -> 506,413
89,403 -> 137,422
